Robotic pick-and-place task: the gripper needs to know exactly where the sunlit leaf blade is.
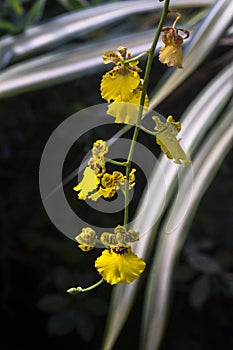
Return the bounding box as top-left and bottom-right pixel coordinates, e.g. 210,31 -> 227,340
101,60 -> 233,350
0,1 -> 213,97
141,103 -> 233,350
0,1 -> 165,66
0,30 -> 154,97
179,65 -> 233,155
150,0 -> 233,108
0,0 -> 214,62
57,0 -> 89,11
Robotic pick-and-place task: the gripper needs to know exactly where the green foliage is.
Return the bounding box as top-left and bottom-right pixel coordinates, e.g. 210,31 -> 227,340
0,0 -> 46,34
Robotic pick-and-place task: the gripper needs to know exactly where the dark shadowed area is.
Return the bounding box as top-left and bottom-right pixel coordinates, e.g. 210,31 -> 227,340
0,1 -> 232,350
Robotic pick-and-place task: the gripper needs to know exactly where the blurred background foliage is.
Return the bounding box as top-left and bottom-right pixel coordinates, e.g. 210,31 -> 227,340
0,1 -> 232,350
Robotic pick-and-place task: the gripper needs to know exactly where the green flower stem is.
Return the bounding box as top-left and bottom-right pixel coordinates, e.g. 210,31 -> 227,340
124,50 -> 150,64
123,0 -> 170,227
67,278 -> 105,294
138,0 -> 170,123
105,158 -> 128,167
139,125 -> 168,136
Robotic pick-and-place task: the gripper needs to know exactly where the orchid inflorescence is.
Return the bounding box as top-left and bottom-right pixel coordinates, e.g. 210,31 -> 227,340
67,6 -> 190,294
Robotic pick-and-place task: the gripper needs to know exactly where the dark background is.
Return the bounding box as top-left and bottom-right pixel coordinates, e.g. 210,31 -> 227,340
0,1 -> 232,349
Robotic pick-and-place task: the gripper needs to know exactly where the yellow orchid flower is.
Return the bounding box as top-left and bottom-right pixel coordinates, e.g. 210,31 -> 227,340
89,169 -> 136,201
153,115 -> 190,166
159,13 -> 189,68
101,47 -> 142,103
101,69 -> 140,102
73,140 -> 108,200
95,246 -> 146,285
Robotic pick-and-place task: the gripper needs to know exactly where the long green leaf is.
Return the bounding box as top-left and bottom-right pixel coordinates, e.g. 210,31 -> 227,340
0,30 -> 154,97
24,0 -> 47,28
141,103 -> 233,350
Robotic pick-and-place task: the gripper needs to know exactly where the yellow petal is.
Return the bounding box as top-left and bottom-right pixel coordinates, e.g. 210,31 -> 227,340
88,189 -> 103,202
116,230 -> 139,245
92,139 -> 108,157
112,171 -> 124,182
114,225 -> 139,245
107,95 -> 149,125
107,88 -> 149,125
78,244 -> 94,252
114,225 -> 127,234
102,51 -> 122,65
88,186 -> 116,201
75,227 -> 97,249
101,68 -> 140,102
95,247 -> 146,285
159,32 -> 183,68
100,232 -> 118,247
153,115 -> 190,166
129,168 -> 136,184
159,44 -> 183,68
88,139 -> 108,175
88,158 -> 105,176
101,173 -> 115,187
73,167 -> 100,200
